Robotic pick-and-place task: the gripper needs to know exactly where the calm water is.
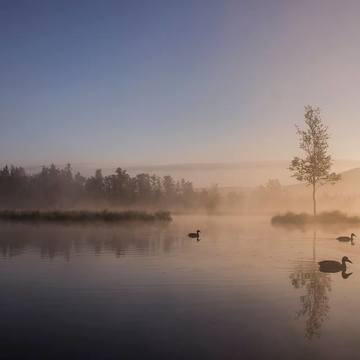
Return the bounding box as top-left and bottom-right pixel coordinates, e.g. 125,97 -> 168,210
0,215 -> 359,359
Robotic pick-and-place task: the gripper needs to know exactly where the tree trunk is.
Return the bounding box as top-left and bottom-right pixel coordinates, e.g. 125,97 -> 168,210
312,182 -> 317,217
312,230 -> 317,261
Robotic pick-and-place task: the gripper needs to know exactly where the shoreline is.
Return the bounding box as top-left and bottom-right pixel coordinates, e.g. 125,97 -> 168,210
0,210 -> 172,223
271,211 -> 360,226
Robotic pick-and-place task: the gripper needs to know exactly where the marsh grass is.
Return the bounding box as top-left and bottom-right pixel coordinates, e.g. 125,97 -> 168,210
271,211 -> 360,226
0,210 -> 172,223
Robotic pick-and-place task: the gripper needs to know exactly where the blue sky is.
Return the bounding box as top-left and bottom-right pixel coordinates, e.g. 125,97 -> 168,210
2,0 -> 360,166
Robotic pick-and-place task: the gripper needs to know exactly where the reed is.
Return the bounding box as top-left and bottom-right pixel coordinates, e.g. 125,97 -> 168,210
271,211 -> 360,225
0,210 -> 172,222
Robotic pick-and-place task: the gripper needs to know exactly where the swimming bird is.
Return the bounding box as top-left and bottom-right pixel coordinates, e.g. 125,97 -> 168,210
188,230 -> 200,239
319,256 -> 352,273
337,233 -> 356,244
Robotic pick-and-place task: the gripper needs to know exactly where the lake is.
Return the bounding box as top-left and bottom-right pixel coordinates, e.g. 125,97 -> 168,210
0,215 -> 359,359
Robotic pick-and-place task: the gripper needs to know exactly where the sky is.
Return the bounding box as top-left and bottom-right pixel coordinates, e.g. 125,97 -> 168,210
1,0 -> 360,167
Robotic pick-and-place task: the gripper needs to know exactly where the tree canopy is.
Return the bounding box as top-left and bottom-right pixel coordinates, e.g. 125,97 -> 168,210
289,106 -> 340,215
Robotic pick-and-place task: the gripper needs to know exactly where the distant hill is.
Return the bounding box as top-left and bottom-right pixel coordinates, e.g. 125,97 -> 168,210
286,167 -> 360,195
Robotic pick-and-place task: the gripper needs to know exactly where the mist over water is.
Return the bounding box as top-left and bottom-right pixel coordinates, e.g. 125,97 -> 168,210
3,162 -> 360,215
1,215 -> 360,359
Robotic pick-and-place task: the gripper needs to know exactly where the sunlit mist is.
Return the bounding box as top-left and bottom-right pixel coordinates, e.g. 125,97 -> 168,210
2,1 -> 360,359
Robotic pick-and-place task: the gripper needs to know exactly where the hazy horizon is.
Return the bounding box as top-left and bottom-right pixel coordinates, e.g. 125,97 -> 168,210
3,158 -> 360,187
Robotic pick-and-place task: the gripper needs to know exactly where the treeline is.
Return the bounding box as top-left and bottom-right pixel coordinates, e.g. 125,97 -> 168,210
0,164 -> 220,211
2,164 -> 353,214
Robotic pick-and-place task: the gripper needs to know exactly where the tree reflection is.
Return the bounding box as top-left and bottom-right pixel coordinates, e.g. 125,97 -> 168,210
289,230 -> 332,339
290,260 -> 331,339
0,223 -> 176,259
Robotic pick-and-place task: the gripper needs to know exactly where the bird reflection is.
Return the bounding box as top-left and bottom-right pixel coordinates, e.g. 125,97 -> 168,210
341,272 -> 353,279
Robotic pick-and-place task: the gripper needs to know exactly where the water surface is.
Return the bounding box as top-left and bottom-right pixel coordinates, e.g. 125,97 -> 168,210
0,216 -> 359,359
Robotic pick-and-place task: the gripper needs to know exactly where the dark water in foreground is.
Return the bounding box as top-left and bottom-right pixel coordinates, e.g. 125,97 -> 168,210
0,215 -> 359,359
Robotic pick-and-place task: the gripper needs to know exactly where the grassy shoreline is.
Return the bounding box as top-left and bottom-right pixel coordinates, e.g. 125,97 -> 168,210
0,210 -> 172,223
271,211 -> 360,226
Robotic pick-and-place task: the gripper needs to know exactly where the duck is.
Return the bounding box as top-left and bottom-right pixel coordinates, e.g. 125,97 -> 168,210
188,230 -> 200,239
337,233 -> 356,244
319,256 -> 352,273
